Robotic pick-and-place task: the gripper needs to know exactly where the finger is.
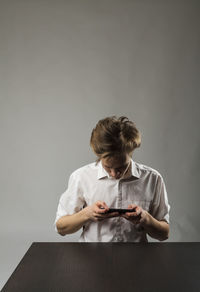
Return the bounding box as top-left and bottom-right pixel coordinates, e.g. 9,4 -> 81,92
126,206 -> 141,216
95,205 -> 107,214
96,201 -> 109,213
96,212 -> 119,219
127,204 -> 137,209
125,210 -> 138,216
95,211 -> 112,218
102,201 -> 109,211
94,213 -> 106,219
103,211 -> 119,217
96,201 -> 104,208
126,212 -> 141,218
95,207 -> 107,214
127,204 -> 135,209
135,206 -> 142,216
106,212 -> 119,218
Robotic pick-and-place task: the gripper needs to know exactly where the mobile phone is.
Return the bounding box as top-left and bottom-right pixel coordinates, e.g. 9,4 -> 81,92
104,208 -> 137,214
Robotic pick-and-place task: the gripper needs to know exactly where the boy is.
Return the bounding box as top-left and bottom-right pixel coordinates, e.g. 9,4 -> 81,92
54,116 -> 170,242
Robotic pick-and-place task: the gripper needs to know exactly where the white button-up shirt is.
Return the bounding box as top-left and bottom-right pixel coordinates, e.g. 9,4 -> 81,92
54,159 -> 170,242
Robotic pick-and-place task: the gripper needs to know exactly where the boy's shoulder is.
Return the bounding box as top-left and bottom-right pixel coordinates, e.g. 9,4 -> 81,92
134,161 -> 163,179
70,161 -> 98,178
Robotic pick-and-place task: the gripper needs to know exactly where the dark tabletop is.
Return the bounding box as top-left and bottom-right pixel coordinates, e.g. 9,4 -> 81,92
1,242 -> 200,292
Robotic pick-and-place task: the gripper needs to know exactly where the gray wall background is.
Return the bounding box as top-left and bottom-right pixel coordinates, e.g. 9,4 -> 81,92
0,0 -> 199,289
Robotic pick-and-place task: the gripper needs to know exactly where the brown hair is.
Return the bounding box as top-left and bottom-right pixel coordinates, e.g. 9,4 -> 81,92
90,116 -> 141,164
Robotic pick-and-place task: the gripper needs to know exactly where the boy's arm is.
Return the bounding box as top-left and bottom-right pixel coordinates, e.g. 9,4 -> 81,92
56,208 -> 90,235
140,212 -> 169,241
56,201 -> 119,236
122,205 -> 169,241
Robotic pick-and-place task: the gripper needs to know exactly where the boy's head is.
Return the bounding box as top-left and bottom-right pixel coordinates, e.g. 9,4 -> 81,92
90,116 -> 141,179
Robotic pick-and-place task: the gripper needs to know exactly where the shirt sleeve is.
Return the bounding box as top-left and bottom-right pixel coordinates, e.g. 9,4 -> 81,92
150,174 -> 170,224
54,171 -> 86,233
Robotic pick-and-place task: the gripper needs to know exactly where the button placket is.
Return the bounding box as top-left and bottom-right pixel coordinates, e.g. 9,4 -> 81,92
116,181 -> 123,240
118,181 -> 122,208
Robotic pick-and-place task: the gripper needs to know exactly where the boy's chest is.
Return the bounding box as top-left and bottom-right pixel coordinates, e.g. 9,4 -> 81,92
83,178 -> 155,210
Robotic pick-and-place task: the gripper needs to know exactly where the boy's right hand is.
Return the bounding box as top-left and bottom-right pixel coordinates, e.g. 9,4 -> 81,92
84,201 -> 119,222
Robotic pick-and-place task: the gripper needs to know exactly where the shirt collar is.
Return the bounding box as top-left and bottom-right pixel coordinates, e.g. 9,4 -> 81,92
97,158 -> 140,180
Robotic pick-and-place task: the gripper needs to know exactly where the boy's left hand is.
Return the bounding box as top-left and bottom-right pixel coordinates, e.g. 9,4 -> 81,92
121,204 -> 149,226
